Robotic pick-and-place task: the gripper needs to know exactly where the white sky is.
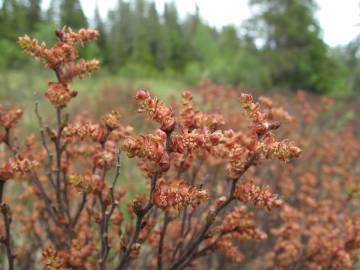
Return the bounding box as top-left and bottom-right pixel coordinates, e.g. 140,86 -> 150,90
44,0 -> 360,47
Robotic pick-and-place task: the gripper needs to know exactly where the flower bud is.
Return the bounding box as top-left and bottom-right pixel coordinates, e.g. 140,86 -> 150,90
195,134 -> 205,146
135,90 -> 149,101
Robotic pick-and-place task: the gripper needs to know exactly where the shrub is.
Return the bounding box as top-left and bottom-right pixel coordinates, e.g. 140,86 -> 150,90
0,27 -> 358,270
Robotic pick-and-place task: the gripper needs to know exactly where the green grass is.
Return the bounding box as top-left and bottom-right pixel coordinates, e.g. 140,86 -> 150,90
0,67 -> 186,103
0,67 -> 187,131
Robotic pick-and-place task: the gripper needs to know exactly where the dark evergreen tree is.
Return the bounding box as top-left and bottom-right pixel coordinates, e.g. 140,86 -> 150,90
107,0 -> 134,69
94,2 -> 107,57
131,0 -> 153,65
60,0 -> 87,29
47,0 -> 60,24
248,0 -> 339,93
163,2 -> 187,70
147,2 -> 165,69
26,0 -> 42,31
182,4 -> 201,62
0,0 -> 29,39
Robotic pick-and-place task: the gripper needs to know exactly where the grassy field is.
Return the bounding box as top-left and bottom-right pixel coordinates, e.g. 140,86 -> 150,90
0,68 -> 186,102
0,67 -> 187,130
2,67 -> 359,135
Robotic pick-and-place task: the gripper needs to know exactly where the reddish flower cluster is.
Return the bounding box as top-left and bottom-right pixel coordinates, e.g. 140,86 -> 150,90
45,82 -> 77,108
239,93 -> 275,135
63,122 -> 106,142
42,238 -> 96,270
201,206 -> 267,264
0,157 -> 38,181
0,106 -> 23,129
180,90 -> 225,130
226,145 -> 253,180
122,129 -> 169,176
19,27 -> 100,109
205,93 -> 301,180
135,90 -> 175,132
69,173 -> 103,194
221,206 -> 267,241
18,27 -> 99,71
60,59 -> 100,83
170,129 -> 223,154
153,178 -> 208,216
103,110 -> 122,130
258,96 -> 293,122
234,180 -> 282,211
65,237 -> 96,268
42,246 -> 66,270
61,28 -> 99,45
93,140 -> 117,168
215,236 -> 245,264
256,133 -> 302,162
63,111 -> 129,143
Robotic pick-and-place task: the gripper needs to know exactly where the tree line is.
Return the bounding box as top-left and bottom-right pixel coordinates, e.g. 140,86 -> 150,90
0,0 -> 359,95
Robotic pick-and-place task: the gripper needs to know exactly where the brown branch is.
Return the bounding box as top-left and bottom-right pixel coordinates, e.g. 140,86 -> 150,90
30,173 -> 75,248
54,107 -> 64,216
71,193 -> 87,229
99,149 -> 121,270
3,128 -> 17,156
115,171 -> 159,270
157,214 -> 170,270
176,152 -> 188,178
98,167 -> 108,270
175,228 -> 239,270
62,167 -> 71,222
0,182 -> 4,205
34,102 -> 56,190
0,127 -> 18,270
30,173 -> 73,247
1,203 -> 15,270
30,173 -> 59,223
49,64 -> 67,220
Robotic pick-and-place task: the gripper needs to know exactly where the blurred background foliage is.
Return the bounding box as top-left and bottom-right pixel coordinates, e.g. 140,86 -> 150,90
0,0 -> 359,97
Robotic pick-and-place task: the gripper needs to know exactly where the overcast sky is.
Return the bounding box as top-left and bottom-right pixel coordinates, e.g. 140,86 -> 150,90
44,0 -> 360,47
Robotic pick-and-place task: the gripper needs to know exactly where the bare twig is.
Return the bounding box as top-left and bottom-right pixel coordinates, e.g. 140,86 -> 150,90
34,102 -> 56,190
99,149 -> 121,270
30,173 -> 59,222
116,171 -> 159,270
54,107 -> 64,216
157,214 -> 170,270
174,228 -> 239,270
0,182 -> 4,205
0,128 -> 18,270
3,128 -> 17,156
71,193 -> 87,228
1,203 -> 15,270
